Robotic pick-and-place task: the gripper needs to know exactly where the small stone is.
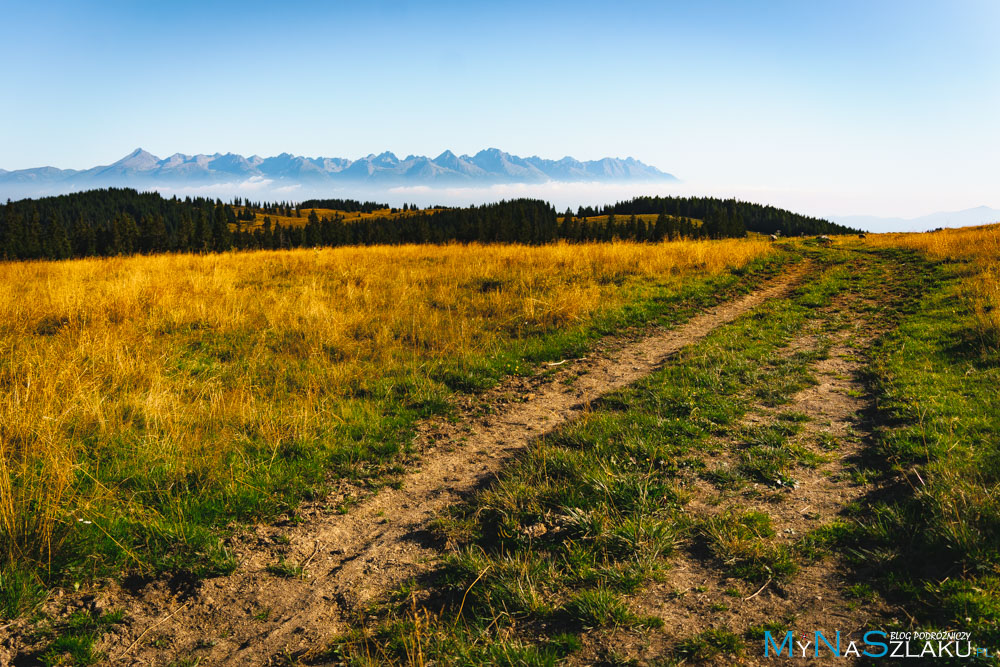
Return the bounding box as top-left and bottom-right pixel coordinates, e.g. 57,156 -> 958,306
523,523 -> 548,539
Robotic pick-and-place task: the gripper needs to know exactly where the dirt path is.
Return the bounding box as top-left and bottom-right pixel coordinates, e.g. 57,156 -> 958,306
577,291 -> 904,665
74,268 -> 806,666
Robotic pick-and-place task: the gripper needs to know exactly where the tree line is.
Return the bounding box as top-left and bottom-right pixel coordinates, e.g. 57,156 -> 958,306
0,188 -> 859,261
583,195 -> 856,237
297,198 -> 389,213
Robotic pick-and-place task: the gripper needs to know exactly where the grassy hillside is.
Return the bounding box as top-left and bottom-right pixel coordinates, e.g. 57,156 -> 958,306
558,213 -> 702,227
3,228 -> 998,665
235,207 -> 446,231
319,236 -> 1000,664
0,238 -> 778,617
869,223 -> 1000,343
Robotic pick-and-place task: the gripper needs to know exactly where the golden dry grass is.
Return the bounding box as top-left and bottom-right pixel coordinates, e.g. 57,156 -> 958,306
869,223 -> 1000,344
558,213 -> 702,226
237,207 -> 441,230
0,239 -> 774,581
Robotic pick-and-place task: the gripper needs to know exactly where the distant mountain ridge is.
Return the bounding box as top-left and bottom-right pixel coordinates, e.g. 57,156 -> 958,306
829,206 -> 1000,233
0,148 -> 677,198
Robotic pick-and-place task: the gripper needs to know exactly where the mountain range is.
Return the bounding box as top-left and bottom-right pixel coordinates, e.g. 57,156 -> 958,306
0,148 -> 677,199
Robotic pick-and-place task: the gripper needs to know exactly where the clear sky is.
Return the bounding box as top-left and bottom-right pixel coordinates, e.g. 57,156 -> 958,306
1,0 -> 997,217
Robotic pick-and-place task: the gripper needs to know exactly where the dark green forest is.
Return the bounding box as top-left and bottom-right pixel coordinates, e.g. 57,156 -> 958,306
581,195 -> 854,238
0,188 -> 858,261
296,198 -> 388,213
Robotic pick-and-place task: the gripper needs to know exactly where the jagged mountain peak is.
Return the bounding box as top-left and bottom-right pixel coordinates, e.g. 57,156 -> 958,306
111,148 -> 160,169
124,147 -> 155,159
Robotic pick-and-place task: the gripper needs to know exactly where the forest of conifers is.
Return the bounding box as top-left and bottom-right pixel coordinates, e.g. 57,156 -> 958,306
0,188 -> 858,260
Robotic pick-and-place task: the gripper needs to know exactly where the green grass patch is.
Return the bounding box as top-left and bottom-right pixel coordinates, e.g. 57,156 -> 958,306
700,509 -> 797,582
266,558 -> 305,579
674,628 -> 745,660
28,608 -> 125,666
842,252 -> 1000,646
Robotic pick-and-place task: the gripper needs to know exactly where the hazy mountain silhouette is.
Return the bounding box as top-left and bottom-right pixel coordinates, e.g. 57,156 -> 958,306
830,206 -> 1000,232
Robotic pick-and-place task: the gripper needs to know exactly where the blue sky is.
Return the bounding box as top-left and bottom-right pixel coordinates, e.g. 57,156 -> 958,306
1,0 -> 997,217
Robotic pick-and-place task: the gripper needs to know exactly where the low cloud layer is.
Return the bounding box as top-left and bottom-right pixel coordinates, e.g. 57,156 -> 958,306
4,178 -> 997,231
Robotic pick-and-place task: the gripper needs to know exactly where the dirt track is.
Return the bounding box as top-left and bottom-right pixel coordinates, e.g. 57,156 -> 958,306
64,268 -> 805,666
585,290 -> 903,665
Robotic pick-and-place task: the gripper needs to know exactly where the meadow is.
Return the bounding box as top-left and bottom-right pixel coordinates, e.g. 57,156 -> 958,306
558,214 -> 695,225
236,207 -> 444,231
4,227 -> 999,665
319,233 -> 1000,664
0,239 -> 775,616
234,208 -> 697,234
868,224 -> 1000,343
860,226 -> 1000,651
